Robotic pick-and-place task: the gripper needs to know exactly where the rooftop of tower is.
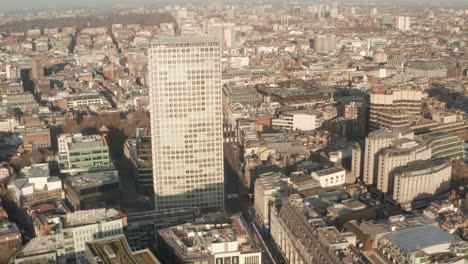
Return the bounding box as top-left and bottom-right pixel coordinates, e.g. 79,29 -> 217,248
150,35 -> 220,44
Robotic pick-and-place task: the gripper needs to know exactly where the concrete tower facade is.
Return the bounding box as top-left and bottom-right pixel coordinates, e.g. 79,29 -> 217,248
363,128 -> 414,186
148,36 -> 224,211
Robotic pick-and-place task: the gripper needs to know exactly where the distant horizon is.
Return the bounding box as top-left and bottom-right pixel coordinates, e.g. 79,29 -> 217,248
1,0 -> 467,12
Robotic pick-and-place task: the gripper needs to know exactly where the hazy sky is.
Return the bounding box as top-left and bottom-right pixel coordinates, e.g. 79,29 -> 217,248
0,0 -> 174,11
1,0 -> 467,11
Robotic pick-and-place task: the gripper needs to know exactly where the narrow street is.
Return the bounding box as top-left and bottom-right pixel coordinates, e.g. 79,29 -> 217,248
224,142 -> 279,264
224,142 -> 249,214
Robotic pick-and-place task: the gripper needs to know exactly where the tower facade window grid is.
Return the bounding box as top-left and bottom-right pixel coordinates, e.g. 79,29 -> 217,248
149,37 -> 224,211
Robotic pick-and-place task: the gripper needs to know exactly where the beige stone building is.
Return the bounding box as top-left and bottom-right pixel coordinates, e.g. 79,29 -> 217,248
270,197 -> 341,264
393,159 -> 451,210
369,89 -> 422,130
376,138 -> 431,194
254,173 -> 291,227
351,143 -> 362,182
363,127 -> 414,186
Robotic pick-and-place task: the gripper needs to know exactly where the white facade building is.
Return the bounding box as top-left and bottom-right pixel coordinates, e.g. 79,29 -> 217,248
363,128 -> 414,186
158,215 -> 262,264
14,209 -> 126,264
14,234 -> 66,264
148,36 -> 224,211
312,167 -> 346,187
272,109 -> 323,131
369,89 -> 422,130
254,173 -> 291,227
330,1 -> 338,18
396,16 -> 411,31
57,132 -> 112,174
432,112 -> 457,123
207,22 -> 237,49
0,118 -> 19,132
61,209 -> 126,263
66,92 -> 105,109
7,163 -> 63,207
393,159 -> 451,209
376,139 -> 431,194
313,35 -> 337,54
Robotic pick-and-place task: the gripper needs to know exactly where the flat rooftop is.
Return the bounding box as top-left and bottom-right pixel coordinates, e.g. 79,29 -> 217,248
150,36 -> 219,44
263,87 -> 334,98
16,234 -> 63,258
86,235 -> 138,264
383,225 -> 459,254
61,208 -> 123,229
24,128 -> 50,136
396,158 -> 450,177
70,139 -> 107,150
285,108 -> 323,116
159,215 -> 259,260
125,208 -> 198,223
369,127 -> 413,138
327,200 -> 367,216
66,170 -> 118,189
133,249 -> 161,264
0,218 -> 20,237
256,173 -> 287,190
65,134 -> 108,151
422,131 -> 458,139
318,226 -> 348,245
68,94 -> 102,101
21,163 -> 50,178
314,166 -> 345,177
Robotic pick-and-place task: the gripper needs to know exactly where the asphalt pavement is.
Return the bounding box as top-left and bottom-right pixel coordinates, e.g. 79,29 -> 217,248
224,142 -> 276,264
224,142 -> 250,214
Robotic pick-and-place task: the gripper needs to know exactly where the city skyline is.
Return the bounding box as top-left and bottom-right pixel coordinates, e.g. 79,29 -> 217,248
1,0 -> 468,11
0,1 -> 467,264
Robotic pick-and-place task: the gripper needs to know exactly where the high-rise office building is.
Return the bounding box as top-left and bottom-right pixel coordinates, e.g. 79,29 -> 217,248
363,127 -> 414,186
207,22 -> 237,49
330,0 -> 338,18
312,35 -> 337,54
148,36 -> 224,211
369,89 -> 422,130
396,16 -> 411,31
422,131 -> 464,160
376,138 -> 431,194
31,56 -> 44,81
393,159 -> 451,210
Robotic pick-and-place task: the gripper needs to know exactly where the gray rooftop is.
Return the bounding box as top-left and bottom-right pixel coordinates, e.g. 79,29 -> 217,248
396,159 -> 450,178
18,163 -> 50,179
16,234 -> 64,257
29,167 -> 50,178
256,173 -> 289,191
0,218 -> 20,237
68,94 -> 102,101
422,131 -> 458,140
61,208 -> 123,228
383,225 -> 459,254
70,139 -> 107,150
369,127 -> 413,139
66,170 -> 118,189
150,36 -> 220,44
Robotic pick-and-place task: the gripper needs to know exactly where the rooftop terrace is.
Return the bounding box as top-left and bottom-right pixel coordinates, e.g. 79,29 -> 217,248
159,215 -> 258,260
